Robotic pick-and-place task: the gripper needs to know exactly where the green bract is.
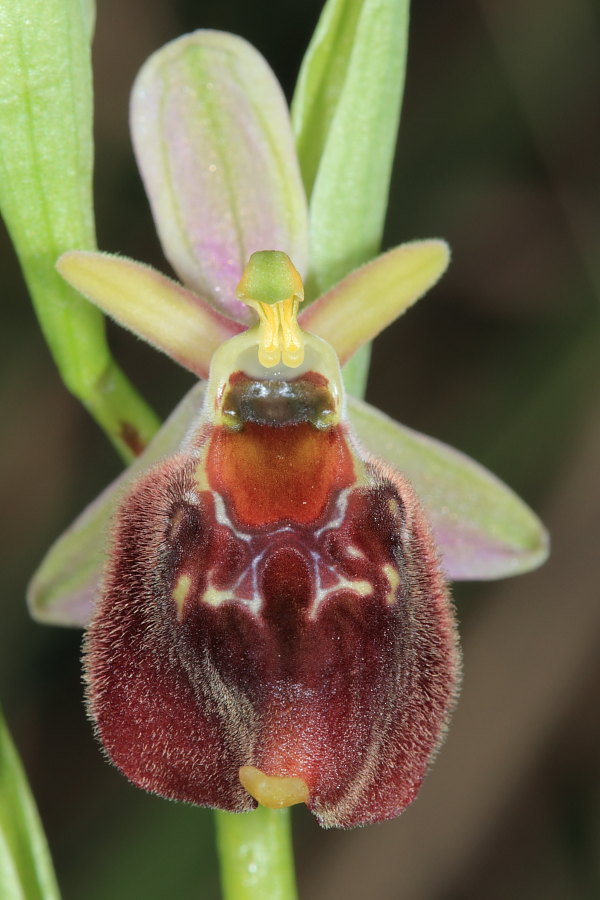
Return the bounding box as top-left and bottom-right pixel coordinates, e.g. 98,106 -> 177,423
293,0 -> 410,293
293,0 -> 410,395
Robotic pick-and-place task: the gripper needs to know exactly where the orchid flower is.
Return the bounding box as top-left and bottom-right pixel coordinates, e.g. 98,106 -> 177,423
24,31 -> 548,829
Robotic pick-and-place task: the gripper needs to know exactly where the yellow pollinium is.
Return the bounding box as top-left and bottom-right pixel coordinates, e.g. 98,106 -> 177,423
239,765 -> 310,809
236,250 -> 305,368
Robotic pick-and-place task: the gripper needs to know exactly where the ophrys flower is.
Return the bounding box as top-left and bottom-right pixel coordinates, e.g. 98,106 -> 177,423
28,31 -> 547,827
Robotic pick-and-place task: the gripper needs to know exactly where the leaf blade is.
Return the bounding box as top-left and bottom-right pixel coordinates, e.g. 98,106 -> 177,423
0,0 -> 157,461
0,706 -> 61,900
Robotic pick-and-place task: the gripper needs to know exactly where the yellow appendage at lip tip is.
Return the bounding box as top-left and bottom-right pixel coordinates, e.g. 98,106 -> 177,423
239,765 -> 310,809
236,251 -> 305,368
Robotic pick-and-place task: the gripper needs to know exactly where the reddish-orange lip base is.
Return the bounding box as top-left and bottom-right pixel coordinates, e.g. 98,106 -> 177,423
206,422 -> 355,528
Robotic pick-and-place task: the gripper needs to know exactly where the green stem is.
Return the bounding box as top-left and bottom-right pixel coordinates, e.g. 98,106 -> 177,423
215,808 -> 298,900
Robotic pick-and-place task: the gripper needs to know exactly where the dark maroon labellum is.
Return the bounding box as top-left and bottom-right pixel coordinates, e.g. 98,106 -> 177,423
85,369 -> 459,828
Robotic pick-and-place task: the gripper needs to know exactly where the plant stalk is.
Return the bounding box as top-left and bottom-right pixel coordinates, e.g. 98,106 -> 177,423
215,808 -> 298,900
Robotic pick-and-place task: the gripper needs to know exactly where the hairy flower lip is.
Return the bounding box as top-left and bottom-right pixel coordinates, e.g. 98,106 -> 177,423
83,347 -> 460,827
25,26 -> 548,832
78,263 -> 461,828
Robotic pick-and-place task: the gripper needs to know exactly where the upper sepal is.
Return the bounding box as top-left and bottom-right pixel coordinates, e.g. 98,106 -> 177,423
131,30 -> 309,323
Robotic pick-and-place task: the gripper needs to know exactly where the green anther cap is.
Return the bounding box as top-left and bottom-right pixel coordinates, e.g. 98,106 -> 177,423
236,251 -> 304,305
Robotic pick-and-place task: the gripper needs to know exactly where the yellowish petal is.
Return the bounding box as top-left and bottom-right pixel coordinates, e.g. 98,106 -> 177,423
300,239 -> 450,363
57,252 -> 241,378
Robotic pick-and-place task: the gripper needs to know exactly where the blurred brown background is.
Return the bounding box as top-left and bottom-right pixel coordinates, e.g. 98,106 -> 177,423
1,0 -> 599,897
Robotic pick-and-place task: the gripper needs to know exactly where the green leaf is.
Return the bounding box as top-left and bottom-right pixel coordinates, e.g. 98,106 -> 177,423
0,705 -> 60,900
28,383 -> 207,627
0,0 -> 157,461
348,396 -> 549,580
292,0 -> 410,296
131,30 -> 309,325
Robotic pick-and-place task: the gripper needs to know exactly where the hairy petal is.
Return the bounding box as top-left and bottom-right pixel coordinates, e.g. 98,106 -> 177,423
58,252 -> 241,378
348,397 -> 549,580
131,31 -> 308,322
299,240 -> 449,362
27,383 -> 207,627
